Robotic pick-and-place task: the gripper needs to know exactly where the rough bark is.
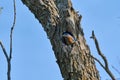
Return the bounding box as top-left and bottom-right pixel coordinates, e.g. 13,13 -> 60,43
21,0 -> 100,80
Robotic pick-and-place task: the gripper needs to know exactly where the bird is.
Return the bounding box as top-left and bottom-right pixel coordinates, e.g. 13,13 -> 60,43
62,32 -> 76,45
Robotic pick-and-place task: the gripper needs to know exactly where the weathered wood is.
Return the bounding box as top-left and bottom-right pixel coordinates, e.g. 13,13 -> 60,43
21,0 -> 100,80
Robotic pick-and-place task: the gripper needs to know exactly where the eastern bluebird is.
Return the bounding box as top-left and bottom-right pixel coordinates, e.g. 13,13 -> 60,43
62,32 -> 76,45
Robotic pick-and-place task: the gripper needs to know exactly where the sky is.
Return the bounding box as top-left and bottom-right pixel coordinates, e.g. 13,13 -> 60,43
0,0 -> 120,80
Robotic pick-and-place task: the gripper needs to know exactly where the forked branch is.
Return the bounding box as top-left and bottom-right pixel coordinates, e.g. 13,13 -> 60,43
90,30 -> 115,80
0,0 -> 16,80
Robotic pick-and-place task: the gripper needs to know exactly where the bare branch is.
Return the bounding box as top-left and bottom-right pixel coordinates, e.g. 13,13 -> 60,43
90,31 -> 108,68
0,41 -> 9,61
7,0 -> 16,80
91,55 -> 105,70
0,0 -> 16,80
90,30 -> 116,80
10,0 -> 16,59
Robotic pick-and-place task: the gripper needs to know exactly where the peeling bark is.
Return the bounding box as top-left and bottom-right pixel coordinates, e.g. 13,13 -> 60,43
21,0 -> 100,80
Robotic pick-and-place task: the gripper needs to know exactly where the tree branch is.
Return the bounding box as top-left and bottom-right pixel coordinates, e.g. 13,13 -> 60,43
91,55 -> 105,70
90,30 -> 116,80
7,0 -> 16,80
9,0 -> 16,59
0,0 -> 16,80
0,41 -> 9,61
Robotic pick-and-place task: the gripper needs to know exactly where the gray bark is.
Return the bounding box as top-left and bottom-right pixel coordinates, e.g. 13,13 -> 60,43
21,0 -> 100,80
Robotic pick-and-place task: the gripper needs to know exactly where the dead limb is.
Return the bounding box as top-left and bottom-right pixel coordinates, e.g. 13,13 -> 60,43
0,0 -> 16,80
90,30 -> 116,80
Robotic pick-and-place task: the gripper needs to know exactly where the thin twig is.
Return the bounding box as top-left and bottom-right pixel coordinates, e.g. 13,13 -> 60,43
0,0 -> 16,80
10,0 -> 16,59
7,0 -> 16,80
0,41 -> 9,61
90,31 -> 108,68
91,55 -> 105,70
90,30 -> 116,80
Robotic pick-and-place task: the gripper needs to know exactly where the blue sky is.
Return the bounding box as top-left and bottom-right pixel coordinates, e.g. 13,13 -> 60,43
0,0 -> 120,80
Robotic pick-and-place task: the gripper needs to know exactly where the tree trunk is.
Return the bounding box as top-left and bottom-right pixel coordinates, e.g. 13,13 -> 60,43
21,0 -> 100,80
